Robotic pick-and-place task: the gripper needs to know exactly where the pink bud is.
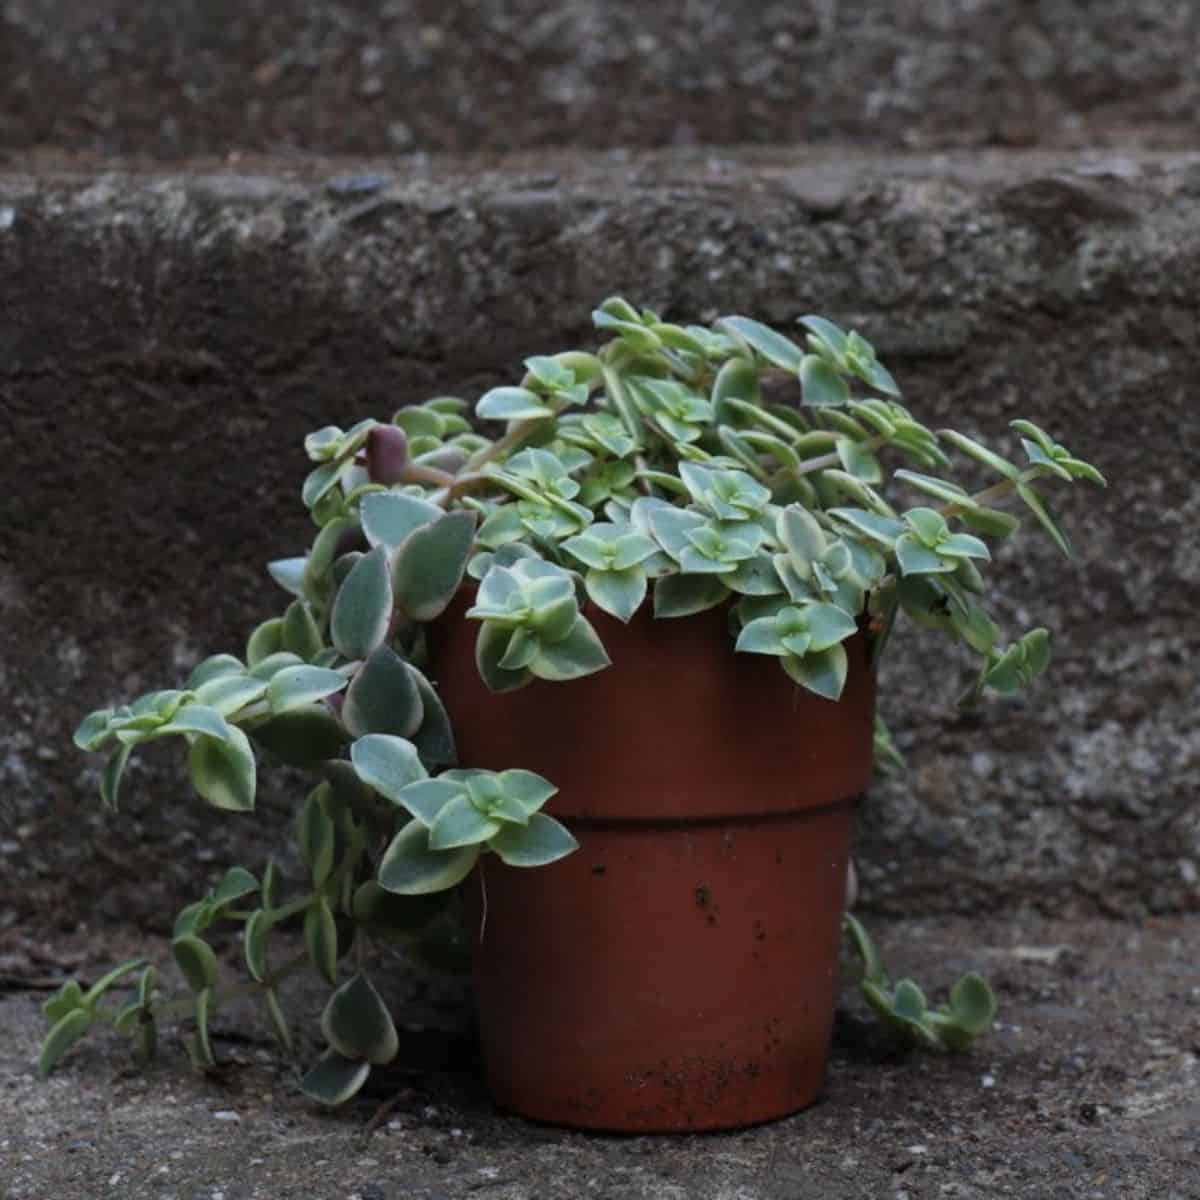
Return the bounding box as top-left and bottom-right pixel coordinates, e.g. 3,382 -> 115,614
366,424 -> 409,485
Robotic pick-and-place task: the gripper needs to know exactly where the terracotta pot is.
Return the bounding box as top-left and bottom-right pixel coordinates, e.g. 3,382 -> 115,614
429,594 -> 876,1132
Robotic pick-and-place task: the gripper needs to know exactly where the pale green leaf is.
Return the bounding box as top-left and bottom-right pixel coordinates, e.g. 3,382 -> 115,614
331,546 -> 393,660
488,813 -> 579,867
189,726 -> 257,812
377,820 -> 480,894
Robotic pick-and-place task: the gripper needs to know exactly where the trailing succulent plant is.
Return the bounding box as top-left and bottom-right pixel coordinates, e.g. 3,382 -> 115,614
45,298 -> 1102,1103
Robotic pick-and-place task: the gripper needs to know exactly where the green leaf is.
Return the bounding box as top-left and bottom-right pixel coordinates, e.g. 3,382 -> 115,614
937,429 -> 1020,480
301,1050 -> 371,1107
477,386 -> 555,421
585,567 -> 646,623
428,794 -> 502,850
332,546 -> 393,660
528,617 -> 612,681
904,506 -> 949,547
781,644 -> 849,701
42,979 -> 85,1024
892,979 -> 928,1022
360,492 -> 440,551
653,574 -> 729,618
343,646 -> 423,738
188,726 -> 257,813
98,743 -> 132,811
282,600 -> 324,661
268,557 -> 307,597
302,460 -> 346,510
187,654 -> 246,689
321,974 -> 399,1064
172,935 -> 218,992
38,1009 -> 93,1077
408,665 -> 457,767
392,777 -> 463,825
155,704 -> 235,742
949,973 -> 997,1035
957,505 -> 1021,539
895,534 -> 955,577
193,673 -> 268,717
836,438 -> 883,483
74,708 -> 114,752
299,786 -> 336,886
393,511 -> 476,622
1022,627 -> 1052,676
377,819 -> 480,894
804,603 -> 858,652
351,734 -> 428,804
247,651 -> 306,681
244,909 -> 271,982
489,813 -> 579,867
799,355 -> 850,407
496,769 -> 557,815
715,316 -> 804,372
828,507 -> 906,548
267,666 -> 348,715
475,622 -> 534,694
209,866 -> 258,911
735,615 -> 787,656
798,314 -> 849,356
1016,482 -> 1073,557
189,988 -> 215,1069
893,469 -> 974,507
305,897 -> 339,986
246,617 -> 285,666
263,987 -> 292,1054
251,706 -> 349,766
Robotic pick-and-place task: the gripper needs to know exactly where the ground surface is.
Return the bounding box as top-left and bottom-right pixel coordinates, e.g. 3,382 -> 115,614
2,913 -> 1198,1199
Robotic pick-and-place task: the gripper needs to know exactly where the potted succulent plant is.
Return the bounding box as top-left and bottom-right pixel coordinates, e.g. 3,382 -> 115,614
42,298 -> 1103,1132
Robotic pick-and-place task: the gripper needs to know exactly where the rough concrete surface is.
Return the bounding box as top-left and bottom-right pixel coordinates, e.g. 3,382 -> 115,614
3,148 -> 1199,932
4,1 -> 1200,159
3,913 -> 1199,1198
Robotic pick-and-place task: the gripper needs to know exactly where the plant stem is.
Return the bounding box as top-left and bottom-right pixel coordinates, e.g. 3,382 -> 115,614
141,952 -> 312,1023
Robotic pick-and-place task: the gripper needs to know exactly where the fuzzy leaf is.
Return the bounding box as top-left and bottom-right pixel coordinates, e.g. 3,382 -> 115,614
343,646 -> 423,738
189,727 -> 257,812
321,974 -> 399,1064
585,567 -> 646,623
305,897 -> 339,986
281,600 -> 324,661
1017,482 -> 1073,557
428,794 -> 502,850
782,644 -> 849,701
38,1009 -> 93,1077
653,574 -> 730,618
392,777 -> 464,826
528,617 -> 611,681
477,386 -> 555,421
377,819 -> 480,895
172,935 -> 218,992
301,1050 -> 371,1107
360,492 -> 441,551
799,355 -> 850,407
244,910 -> 271,982
715,316 -> 804,372
489,813 -> 579,867
351,734 -> 428,803
393,510 -> 476,622
251,707 -> 349,766
193,673 -> 267,717
267,666 -> 348,715
332,546 -> 393,660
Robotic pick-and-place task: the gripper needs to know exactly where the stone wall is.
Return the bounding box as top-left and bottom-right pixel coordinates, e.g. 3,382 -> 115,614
3,148 -> 1198,927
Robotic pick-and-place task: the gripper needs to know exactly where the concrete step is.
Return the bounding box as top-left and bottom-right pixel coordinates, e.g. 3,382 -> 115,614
3,148 -> 1197,928
3,0 -> 1199,156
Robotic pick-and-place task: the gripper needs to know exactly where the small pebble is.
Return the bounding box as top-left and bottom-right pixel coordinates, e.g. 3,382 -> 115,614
981,1073 -> 996,1088
212,1110 -> 240,1122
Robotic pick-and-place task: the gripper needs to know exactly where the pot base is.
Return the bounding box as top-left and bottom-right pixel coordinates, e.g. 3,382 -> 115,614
466,798 -> 854,1133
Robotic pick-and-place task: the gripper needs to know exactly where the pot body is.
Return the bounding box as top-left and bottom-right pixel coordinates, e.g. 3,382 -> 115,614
431,596 -> 875,1132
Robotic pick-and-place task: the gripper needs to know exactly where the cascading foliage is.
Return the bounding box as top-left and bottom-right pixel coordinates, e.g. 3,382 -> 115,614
45,298 -> 1103,1103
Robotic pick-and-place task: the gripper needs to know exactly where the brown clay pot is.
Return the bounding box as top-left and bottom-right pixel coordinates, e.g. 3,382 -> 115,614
429,594 -> 876,1132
